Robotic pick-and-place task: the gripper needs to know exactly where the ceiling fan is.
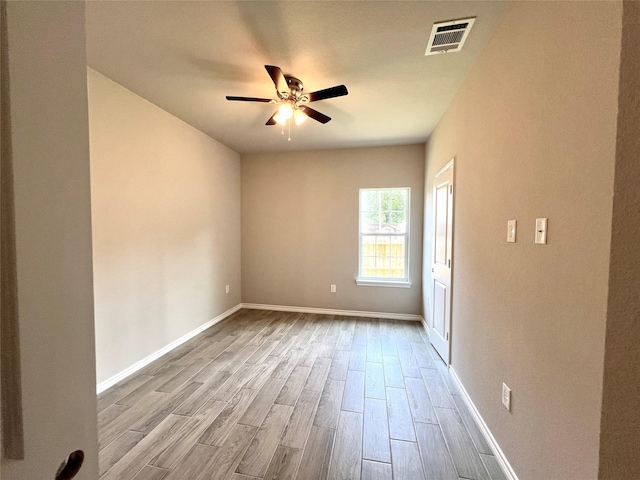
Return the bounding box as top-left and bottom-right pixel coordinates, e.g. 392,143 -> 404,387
226,65 -> 348,127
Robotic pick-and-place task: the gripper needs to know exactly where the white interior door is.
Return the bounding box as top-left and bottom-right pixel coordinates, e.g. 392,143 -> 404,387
430,160 -> 454,364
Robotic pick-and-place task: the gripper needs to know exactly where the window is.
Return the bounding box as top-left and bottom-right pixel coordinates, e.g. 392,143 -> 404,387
357,188 -> 411,287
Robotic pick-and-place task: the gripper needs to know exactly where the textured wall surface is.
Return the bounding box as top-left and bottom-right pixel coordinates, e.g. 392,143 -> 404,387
598,2 -> 640,478
2,2 -> 98,478
242,145 -> 424,315
88,69 -> 241,384
422,2 -> 622,478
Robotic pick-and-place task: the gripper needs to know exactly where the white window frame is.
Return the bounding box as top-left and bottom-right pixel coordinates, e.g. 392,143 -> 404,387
356,187 -> 412,288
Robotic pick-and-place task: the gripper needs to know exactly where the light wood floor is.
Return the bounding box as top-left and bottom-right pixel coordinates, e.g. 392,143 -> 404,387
98,309 -> 507,480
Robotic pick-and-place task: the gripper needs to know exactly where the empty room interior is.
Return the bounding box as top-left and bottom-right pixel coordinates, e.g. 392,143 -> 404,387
1,1 -> 639,480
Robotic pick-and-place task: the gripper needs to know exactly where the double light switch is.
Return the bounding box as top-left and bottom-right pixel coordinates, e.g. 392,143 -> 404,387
507,218 -> 548,244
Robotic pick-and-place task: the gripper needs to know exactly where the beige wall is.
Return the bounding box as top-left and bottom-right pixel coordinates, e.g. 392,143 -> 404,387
88,69 -> 241,385
2,2 -> 98,478
242,145 -> 424,315
599,2 -> 640,478
422,2 -> 621,479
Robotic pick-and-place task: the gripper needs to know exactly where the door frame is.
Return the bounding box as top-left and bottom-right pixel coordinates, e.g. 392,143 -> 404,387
430,157 -> 455,365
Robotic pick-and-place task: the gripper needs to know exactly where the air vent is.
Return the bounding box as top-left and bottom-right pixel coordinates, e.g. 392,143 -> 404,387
425,17 -> 476,56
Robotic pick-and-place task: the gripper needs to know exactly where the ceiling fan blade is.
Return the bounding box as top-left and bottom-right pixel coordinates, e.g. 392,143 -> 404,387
265,65 -> 289,97
299,106 -> 331,124
226,96 -> 272,103
307,85 -> 348,102
266,111 -> 278,125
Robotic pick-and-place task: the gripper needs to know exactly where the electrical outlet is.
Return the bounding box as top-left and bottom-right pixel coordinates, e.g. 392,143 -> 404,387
225,285 -> 229,294
330,284 -> 336,293
502,383 -> 511,411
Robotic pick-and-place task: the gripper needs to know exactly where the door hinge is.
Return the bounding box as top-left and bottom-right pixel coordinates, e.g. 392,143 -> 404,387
449,185 -> 453,194
446,332 -> 449,340
448,259 -> 451,268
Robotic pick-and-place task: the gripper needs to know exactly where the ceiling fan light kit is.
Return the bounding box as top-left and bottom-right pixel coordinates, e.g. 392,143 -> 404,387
293,108 -> 307,126
226,65 -> 348,140
275,100 -> 294,123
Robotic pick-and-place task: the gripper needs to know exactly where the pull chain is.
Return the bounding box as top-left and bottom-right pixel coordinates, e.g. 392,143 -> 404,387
276,118 -> 293,141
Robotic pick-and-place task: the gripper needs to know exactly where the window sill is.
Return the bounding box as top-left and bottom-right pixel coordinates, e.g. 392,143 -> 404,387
355,279 -> 412,288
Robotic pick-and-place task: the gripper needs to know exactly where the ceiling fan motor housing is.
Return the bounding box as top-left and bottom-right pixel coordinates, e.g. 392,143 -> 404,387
284,76 -> 304,99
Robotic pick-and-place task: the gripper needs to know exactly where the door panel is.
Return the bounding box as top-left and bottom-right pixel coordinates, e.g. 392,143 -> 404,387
430,161 -> 454,364
434,185 -> 449,265
433,280 -> 446,336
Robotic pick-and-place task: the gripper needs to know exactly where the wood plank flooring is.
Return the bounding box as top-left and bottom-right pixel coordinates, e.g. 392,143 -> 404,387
98,309 -> 507,480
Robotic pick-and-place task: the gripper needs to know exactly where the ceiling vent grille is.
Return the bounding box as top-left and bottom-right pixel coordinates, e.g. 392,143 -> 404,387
425,17 -> 476,56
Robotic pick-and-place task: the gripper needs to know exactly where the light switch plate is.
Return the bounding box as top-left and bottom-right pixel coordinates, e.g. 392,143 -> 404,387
535,218 -> 548,244
507,220 -> 517,243
502,383 -> 511,411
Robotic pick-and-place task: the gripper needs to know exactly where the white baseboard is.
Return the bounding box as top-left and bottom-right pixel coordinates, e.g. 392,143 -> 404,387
449,366 -> 519,480
240,303 -> 422,322
419,315 -> 431,335
96,303 -> 242,394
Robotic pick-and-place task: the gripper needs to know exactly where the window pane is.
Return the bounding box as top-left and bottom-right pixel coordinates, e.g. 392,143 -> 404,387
360,188 -> 408,234
362,256 -> 376,268
360,234 -> 406,279
390,256 -> 404,268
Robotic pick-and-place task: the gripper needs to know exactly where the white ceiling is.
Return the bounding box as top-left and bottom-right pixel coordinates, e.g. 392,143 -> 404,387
85,1 -> 509,154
